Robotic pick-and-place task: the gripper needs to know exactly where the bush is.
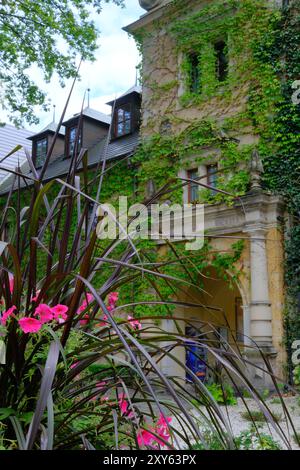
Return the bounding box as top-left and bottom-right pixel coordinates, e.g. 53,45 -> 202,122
192,428 -> 281,450
293,365 -> 300,386
235,429 -> 281,450
241,411 -> 282,423
206,383 -> 237,406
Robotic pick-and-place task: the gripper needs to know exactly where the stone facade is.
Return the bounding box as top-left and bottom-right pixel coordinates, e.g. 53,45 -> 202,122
126,0 -> 287,387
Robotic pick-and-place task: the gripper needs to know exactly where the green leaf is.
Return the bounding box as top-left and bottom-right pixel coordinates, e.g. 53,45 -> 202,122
0,408 -> 15,421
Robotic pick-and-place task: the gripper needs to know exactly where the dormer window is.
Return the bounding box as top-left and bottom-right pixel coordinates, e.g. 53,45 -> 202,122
115,104 -> 132,138
107,86 -> 141,140
35,137 -> 48,167
68,125 -> 82,157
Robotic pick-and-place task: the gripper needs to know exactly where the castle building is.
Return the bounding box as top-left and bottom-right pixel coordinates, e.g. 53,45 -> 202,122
124,0 -> 288,387
1,0 -> 293,388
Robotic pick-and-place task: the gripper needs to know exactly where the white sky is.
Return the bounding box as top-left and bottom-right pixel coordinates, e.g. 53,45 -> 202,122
28,0 -> 144,131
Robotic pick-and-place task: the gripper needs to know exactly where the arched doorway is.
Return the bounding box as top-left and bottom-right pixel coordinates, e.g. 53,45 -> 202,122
158,267 -> 250,383
183,267 -> 248,382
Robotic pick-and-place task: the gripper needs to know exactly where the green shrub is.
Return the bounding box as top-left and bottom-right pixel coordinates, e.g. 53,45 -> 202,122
192,428 -> 281,450
293,365 -> 300,386
206,383 -> 237,406
235,429 -> 281,450
191,429 -> 226,450
241,411 -> 282,423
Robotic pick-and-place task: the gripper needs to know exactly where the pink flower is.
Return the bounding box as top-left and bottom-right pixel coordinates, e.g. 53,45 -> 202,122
9,278 -> 14,293
54,311 -> 68,324
127,315 -> 142,330
118,393 -> 134,419
34,304 -> 53,324
52,304 -> 68,315
19,317 -> 42,333
77,304 -> 85,314
77,294 -> 94,314
85,293 -> 94,304
118,393 -> 128,415
137,415 -> 172,449
1,305 -> 17,326
155,414 -> 172,446
107,292 -> 118,309
79,314 -> 90,326
31,290 -> 41,302
70,362 -> 78,369
137,428 -> 156,448
52,305 -> 68,324
157,413 -> 172,429
96,381 -> 106,390
97,314 -> 108,327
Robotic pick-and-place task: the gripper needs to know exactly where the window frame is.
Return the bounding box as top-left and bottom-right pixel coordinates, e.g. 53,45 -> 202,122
214,40 -> 229,82
187,52 -> 201,95
206,164 -> 218,190
68,124 -> 82,157
187,168 -> 199,203
114,103 -> 132,138
35,136 -> 48,168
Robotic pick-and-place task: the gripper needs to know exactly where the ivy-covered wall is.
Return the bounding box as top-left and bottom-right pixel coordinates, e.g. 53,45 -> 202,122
3,0 -> 299,374
0,155 -> 245,321
129,0 -> 300,366
252,1 -> 300,371
132,0 -> 283,200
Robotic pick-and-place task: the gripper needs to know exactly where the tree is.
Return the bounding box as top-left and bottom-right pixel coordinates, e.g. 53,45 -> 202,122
0,0 -> 124,125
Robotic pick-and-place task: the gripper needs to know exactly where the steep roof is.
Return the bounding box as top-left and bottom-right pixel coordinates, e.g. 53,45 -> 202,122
0,131 -> 140,194
27,121 -> 65,140
106,86 -> 142,106
0,124 -> 33,188
63,107 -> 111,126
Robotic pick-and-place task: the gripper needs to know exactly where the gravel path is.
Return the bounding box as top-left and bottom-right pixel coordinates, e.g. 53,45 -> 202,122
172,396 -> 300,450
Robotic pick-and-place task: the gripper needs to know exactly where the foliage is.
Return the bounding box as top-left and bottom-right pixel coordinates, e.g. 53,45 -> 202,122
235,428 -> 282,450
191,428 -> 227,450
0,160 -> 245,321
241,410 -> 282,423
133,121 -> 252,204
132,0 -> 300,371
206,383 -> 237,406
253,1 -> 300,366
132,0 -> 282,204
0,105 -> 296,449
192,427 -> 281,450
293,365 -> 300,386
0,0 -> 124,125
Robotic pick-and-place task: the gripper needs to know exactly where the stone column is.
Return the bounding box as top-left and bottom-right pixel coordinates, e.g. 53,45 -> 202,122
159,317 -> 186,381
248,228 -> 273,346
242,304 -> 251,346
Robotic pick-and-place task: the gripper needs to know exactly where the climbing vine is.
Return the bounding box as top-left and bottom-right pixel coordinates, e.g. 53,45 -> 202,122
132,0 -> 283,203
131,0 -> 300,366
133,119 -> 252,204
0,155 -> 244,318
8,0 -> 298,335
254,1 -> 300,368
